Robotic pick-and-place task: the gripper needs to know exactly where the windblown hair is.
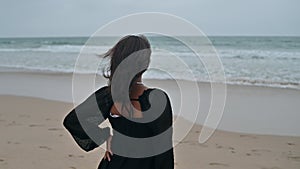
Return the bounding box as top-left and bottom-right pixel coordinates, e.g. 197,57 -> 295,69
102,35 -> 151,105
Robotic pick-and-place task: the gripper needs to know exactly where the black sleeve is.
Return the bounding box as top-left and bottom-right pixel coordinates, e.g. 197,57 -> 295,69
63,86 -> 113,152
147,89 -> 174,169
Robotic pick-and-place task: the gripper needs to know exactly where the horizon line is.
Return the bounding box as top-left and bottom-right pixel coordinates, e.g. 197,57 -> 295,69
0,34 -> 300,39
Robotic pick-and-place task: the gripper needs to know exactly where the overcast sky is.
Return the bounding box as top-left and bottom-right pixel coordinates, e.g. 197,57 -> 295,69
0,0 -> 299,37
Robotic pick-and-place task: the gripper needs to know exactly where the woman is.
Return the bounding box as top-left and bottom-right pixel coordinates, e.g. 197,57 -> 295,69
63,35 -> 174,169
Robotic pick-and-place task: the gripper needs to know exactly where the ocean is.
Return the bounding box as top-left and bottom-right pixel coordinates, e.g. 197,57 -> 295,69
0,36 -> 299,89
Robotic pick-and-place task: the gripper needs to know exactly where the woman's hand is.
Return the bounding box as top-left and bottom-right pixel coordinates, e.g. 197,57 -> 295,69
103,135 -> 113,161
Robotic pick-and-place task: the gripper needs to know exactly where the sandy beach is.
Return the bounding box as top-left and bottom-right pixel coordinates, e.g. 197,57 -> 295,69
1,72 -> 300,169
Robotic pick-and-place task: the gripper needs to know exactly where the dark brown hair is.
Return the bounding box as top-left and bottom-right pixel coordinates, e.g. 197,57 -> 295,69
102,35 -> 151,103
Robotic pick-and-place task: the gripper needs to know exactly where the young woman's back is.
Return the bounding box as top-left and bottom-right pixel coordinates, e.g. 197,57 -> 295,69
98,86 -> 174,169
63,35 -> 174,169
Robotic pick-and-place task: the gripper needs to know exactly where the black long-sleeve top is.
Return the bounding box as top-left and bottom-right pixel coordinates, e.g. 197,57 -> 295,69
63,86 -> 174,169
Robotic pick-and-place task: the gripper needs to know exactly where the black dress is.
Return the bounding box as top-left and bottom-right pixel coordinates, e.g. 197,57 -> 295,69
63,86 -> 174,169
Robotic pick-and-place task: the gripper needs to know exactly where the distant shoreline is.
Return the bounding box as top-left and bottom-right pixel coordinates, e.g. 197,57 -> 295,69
1,70 -> 299,90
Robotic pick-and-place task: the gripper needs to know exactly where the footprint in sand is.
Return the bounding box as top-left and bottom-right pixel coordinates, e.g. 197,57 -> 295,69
0,159 -> 7,165
239,134 -> 257,139
68,154 -> 85,158
287,142 -> 295,146
69,166 -> 76,169
215,144 -> 223,149
29,124 -> 44,127
228,147 -> 235,153
6,140 -> 20,145
251,149 -> 271,155
209,162 -> 229,167
261,167 -> 281,169
7,121 -> 22,126
228,146 -> 235,150
39,146 -> 52,150
48,128 -> 63,131
287,156 -> 300,162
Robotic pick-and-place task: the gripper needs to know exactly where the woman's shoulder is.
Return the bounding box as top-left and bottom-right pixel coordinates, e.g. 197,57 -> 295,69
96,85 -> 169,95
95,86 -> 170,103
94,86 -> 113,115
139,87 -> 171,107
95,86 -> 111,99
96,86 -> 110,93
143,87 -> 169,98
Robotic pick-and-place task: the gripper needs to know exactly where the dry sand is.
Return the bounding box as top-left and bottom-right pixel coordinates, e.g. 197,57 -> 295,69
0,95 -> 299,169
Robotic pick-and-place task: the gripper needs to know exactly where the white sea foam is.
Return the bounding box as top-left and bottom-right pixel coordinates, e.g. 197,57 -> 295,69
0,36 -> 299,89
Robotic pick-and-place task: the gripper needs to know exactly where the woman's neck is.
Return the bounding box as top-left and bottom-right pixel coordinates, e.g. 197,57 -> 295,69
135,76 -> 142,83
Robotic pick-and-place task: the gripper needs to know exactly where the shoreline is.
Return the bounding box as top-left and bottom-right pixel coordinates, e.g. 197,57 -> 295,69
1,71 -> 300,136
1,70 -> 299,91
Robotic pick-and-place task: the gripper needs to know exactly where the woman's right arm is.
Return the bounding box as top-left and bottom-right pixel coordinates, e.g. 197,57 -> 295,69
63,86 -> 113,152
